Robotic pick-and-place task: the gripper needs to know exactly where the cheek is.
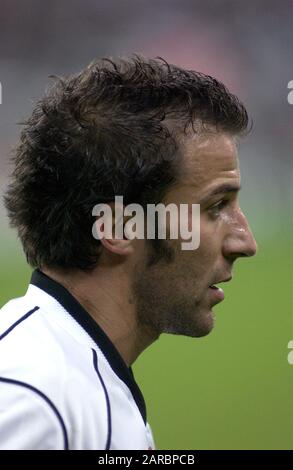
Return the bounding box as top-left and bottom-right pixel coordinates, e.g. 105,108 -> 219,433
172,243 -> 213,291
200,216 -> 223,255
171,218 -> 216,267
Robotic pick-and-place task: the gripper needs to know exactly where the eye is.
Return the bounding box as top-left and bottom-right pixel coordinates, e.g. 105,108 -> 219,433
208,199 -> 229,216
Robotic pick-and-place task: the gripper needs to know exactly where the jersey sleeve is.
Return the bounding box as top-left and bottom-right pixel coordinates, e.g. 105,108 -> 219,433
0,379 -> 68,450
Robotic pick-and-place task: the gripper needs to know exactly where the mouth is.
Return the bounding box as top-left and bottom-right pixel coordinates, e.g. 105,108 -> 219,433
208,285 -> 225,302
208,276 -> 232,303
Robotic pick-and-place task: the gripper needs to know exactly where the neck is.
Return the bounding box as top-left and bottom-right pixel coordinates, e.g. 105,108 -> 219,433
42,265 -> 158,366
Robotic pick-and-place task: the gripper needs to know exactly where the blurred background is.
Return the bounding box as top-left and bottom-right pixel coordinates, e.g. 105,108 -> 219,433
0,0 -> 292,449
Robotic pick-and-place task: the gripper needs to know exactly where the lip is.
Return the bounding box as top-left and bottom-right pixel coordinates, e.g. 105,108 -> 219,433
208,285 -> 225,303
212,276 -> 232,284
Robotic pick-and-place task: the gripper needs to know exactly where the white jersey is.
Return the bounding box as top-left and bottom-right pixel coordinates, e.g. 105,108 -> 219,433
0,270 -> 155,450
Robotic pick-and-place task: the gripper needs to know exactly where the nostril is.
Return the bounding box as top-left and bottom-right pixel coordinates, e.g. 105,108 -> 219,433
222,229 -> 258,260
247,237 -> 258,257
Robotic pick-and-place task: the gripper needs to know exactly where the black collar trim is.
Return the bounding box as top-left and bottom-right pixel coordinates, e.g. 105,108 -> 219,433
30,269 -> 147,424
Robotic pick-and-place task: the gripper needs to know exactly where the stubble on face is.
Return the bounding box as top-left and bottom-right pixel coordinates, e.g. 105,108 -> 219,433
132,238 -> 215,338
132,131 -> 240,339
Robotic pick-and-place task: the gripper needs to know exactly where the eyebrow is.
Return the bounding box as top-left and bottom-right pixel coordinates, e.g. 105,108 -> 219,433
199,184 -> 241,204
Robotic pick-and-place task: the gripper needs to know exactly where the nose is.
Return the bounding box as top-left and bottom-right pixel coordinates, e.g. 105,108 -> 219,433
222,208 -> 258,261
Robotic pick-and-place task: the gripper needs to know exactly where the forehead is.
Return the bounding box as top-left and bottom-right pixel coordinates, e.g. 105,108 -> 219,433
182,132 -> 239,183
177,132 -> 240,197
162,131 -> 241,206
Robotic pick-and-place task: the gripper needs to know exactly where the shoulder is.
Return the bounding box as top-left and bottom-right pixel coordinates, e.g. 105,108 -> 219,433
0,294 -> 110,449
0,376 -> 69,449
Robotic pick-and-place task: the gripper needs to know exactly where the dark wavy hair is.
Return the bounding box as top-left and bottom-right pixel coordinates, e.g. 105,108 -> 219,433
4,55 -> 249,270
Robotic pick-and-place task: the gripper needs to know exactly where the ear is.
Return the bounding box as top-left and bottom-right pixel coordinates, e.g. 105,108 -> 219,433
95,200 -> 135,256
100,234 -> 135,256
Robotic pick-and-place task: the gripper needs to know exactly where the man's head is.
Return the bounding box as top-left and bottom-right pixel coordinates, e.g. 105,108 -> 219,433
4,55 -> 257,341
133,132 -> 257,338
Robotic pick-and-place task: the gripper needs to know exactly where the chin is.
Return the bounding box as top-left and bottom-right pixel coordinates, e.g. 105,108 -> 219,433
164,309 -> 215,338
191,309 -> 215,338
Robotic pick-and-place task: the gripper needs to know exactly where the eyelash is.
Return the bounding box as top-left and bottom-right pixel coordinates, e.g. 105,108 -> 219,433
209,199 -> 229,215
